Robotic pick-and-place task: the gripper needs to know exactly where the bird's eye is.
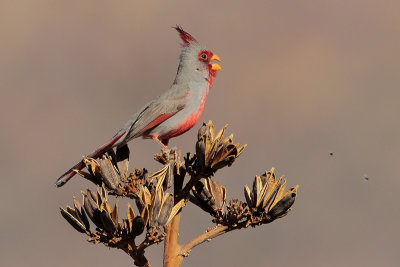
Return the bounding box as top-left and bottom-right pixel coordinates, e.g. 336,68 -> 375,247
200,53 -> 207,60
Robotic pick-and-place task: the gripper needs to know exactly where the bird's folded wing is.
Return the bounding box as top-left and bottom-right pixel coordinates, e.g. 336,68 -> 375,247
123,85 -> 189,140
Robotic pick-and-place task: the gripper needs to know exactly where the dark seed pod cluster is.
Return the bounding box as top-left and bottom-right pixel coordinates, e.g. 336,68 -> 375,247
60,181 -> 186,249
60,196 -> 90,234
73,144 -> 154,199
189,169 -> 297,227
191,178 -> 226,217
195,121 -> 246,174
135,183 -> 185,230
225,199 -> 249,225
244,168 -> 298,223
58,121 -> 299,266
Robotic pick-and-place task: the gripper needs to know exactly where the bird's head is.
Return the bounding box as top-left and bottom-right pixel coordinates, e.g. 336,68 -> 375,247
174,26 -> 221,83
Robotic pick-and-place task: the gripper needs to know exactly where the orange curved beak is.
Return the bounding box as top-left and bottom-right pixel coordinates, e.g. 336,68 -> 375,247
210,53 -> 221,71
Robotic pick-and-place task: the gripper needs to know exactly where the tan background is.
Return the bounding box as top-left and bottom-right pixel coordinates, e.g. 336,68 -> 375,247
1,1 -> 399,266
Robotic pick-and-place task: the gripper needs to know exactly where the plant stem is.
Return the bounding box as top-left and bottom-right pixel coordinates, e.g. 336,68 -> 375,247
179,225 -> 228,257
163,212 -> 183,267
121,244 -> 152,267
179,221 -> 248,257
133,252 -> 152,267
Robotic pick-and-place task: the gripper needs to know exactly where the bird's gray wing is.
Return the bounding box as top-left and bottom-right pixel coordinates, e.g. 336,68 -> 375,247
123,85 -> 189,141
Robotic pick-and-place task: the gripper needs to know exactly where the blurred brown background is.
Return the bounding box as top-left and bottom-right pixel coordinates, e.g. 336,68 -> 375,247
1,1 -> 399,266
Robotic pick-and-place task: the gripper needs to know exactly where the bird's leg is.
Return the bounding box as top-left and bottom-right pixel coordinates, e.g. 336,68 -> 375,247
152,136 -> 168,151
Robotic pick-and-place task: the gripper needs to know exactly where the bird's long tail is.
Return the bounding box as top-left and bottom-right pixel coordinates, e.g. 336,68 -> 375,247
55,130 -> 127,187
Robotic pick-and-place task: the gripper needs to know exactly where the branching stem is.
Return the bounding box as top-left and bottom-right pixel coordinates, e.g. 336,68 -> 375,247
179,221 -> 248,258
120,241 -> 152,267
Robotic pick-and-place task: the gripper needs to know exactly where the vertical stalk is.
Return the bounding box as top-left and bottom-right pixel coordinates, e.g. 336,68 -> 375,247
163,212 -> 183,267
162,153 -> 185,266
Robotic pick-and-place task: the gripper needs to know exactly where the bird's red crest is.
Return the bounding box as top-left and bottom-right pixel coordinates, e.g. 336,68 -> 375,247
174,25 -> 196,46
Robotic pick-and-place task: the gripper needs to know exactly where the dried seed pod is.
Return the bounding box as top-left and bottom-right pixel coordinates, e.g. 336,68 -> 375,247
83,190 -> 103,229
211,143 -> 245,170
135,197 -> 145,215
83,157 -> 103,181
149,164 -> 171,193
100,200 -> 112,215
192,178 -> 226,216
244,169 -> 298,221
131,216 -> 145,237
192,181 -> 213,214
100,210 -> 117,233
66,206 -> 78,218
106,148 -> 118,168
110,200 -> 118,225
194,181 -> 212,203
166,199 -> 185,225
74,169 -> 102,186
208,179 -> 226,212
195,121 -> 246,173
65,205 -> 90,231
60,207 -> 87,234
73,196 -> 90,231
150,188 -> 163,227
197,123 -> 208,139
196,125 -> 207,169
157,194 -> 174,226
99,184 -> 108,203
245,169 -> 280,211
137,183 -> 186,228
268,186 -> 298,219
82,191 -> 95,214
141,206 -> 150,227
98,155 -> 119,190
67,144 -> 133,197
126,202 -> 136,232
225,199 -> 249,225
244,186 -> 253,209
138,186 -> 152,208
86,188 -> 97,202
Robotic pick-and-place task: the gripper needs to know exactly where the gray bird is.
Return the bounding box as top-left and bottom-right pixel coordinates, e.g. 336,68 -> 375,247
56,26 -> 221,187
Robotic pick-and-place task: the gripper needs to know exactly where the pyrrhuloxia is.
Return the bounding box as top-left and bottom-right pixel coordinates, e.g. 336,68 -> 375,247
56,26 -> 221,187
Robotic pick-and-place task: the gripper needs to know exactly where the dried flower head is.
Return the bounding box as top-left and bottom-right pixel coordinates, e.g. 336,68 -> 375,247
60,182 -> 186,250
225,199 -> 249,225
136,184 -> 186,229
60,185 -> 120,238
60,196 -> 90,234
72,144 -> 155,199
191,178 -> 226,217
58,121 -> 299,267
195,121 -> 246,173
244,168 -> 298,222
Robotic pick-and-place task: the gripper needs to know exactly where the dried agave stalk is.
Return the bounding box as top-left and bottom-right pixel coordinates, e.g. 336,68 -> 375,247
58,121 -> 299,267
